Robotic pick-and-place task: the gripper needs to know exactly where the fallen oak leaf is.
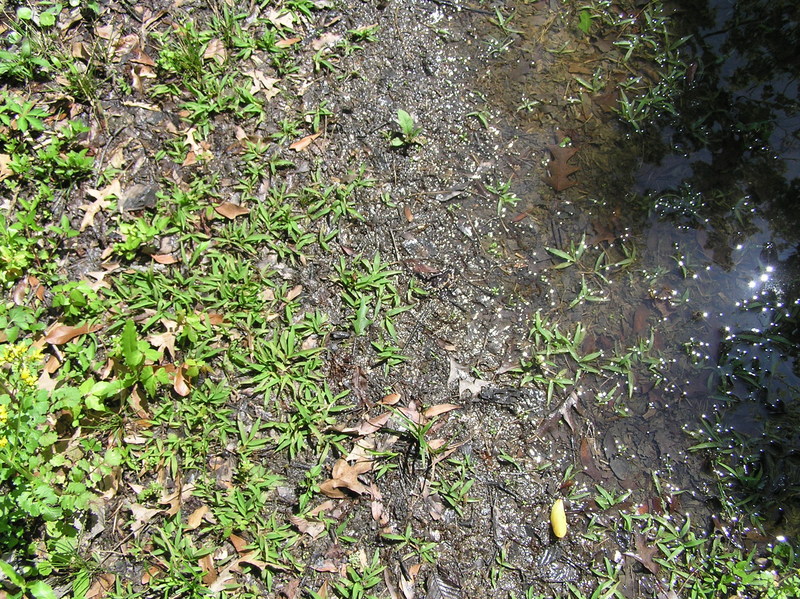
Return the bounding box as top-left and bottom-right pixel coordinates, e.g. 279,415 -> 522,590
289,514 -> 326,539
319,459 -> 373,498
203,38 -> 227,64
544,130 -> 580,192
536,390 -> 581,436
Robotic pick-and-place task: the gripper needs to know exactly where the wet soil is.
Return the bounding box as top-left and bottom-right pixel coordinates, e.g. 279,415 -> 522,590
11,0 -> 800,596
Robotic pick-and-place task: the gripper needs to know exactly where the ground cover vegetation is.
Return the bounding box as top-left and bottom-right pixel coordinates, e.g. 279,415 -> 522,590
0,0 -> 798,597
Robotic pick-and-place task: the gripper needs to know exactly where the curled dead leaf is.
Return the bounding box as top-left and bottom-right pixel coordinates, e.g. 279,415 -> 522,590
186,505 -> 210,530
289,514 -> 325,539
319,459 -> 373,498
380,393 -> 401,405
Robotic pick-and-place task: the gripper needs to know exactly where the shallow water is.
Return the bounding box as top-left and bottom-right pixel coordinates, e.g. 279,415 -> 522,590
474,0 -> 800,527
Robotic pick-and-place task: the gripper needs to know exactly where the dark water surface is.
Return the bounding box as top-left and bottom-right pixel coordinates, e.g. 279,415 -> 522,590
479,0 -> 800,531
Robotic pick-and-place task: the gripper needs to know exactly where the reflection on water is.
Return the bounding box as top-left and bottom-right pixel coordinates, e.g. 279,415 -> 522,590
637,0 -> 800,528
482,0 -> 799,530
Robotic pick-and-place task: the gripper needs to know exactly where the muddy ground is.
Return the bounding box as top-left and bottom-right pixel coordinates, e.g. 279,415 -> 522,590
3,0 -> 738,597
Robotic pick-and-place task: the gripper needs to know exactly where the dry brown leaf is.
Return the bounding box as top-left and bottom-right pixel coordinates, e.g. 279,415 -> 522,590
159,483 -> 195,516
132,49 -> 156,67
186,505 -> 209,530
319,459 -> 373,498
628,532 -> 661,575
312,32 -> 342,50
0,153 -> 12,181
423,403 -> 461,419
173,363 -> 191,397
447,357 -> 490,397
229,533 -> 248,554
128,503 -> 163,537
214,202 -> 250,219
275,37 -> 301,48
151,253 -> 179,264
114,33 -> 140,59
537,390 -> 580,436
340,412 -> 391,436
312,560 -> 339,573
278,579 -> 301,599
308,500 -> 335,517
265,9 -> 295,29
203,38 -> 227,63
398,566 -> 416,599
544,131 -> 580,192
86,573 -> 115,599
80,180 -> 121,231
579,437 -> 607,481
380,393 -> 402,406
404,205 -> 414,222
182,150 -> 197,166
243,69 -> 280,99
71,41 -> 91,60
289,514 -> 325,539
209,455 -> 235,489
289,132 -> 321,151
199,553 -> 217,585
95,24 -> 115,40
147,331 -> 176,361
285,284 -> 303,301
45,322 -> 101,345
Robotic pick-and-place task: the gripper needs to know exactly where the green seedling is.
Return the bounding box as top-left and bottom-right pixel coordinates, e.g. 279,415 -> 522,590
487,178 -> 521,215
380,523 -> 437,563
489,8 -> 522,36
386,109 -> 424,148
333,549 -> 385,599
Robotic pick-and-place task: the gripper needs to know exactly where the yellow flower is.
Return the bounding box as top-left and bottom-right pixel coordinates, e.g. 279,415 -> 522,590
19,368 -> 36,387
0,438 -> 7,449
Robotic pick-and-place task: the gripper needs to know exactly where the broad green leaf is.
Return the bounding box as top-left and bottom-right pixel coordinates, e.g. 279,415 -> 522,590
30,580 -> 58,599
39,11 -> 57,27
38,431 -> 58,447
396,109 -> 414,133
121,320 -> 143,367
0,560 -> 24,586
